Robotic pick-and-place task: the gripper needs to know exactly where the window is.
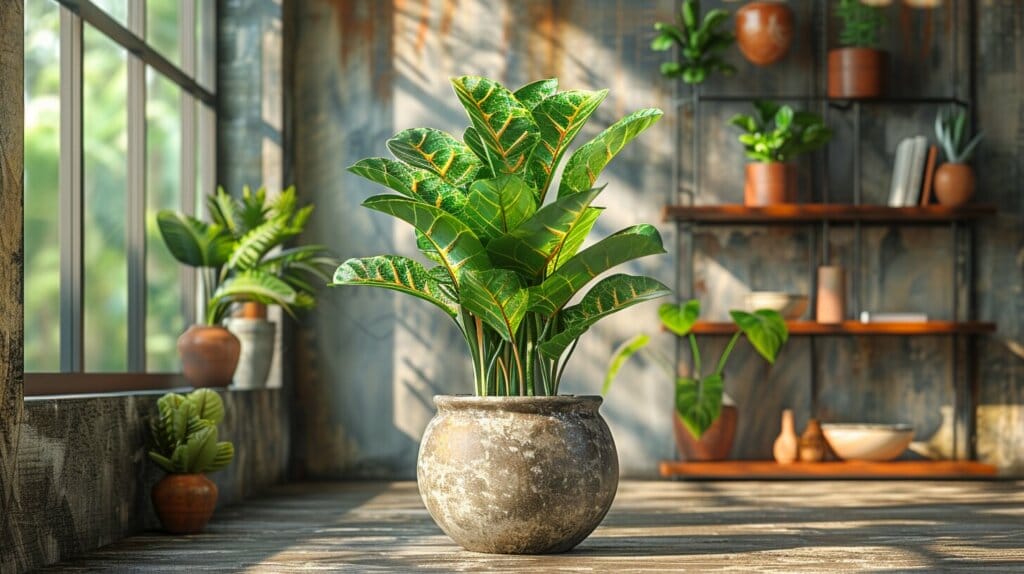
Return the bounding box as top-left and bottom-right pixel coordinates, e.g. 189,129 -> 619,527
24,1 -> 216,393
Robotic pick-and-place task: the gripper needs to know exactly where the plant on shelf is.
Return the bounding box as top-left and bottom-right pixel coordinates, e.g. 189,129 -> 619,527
157,185 -> 335,388
933,106 -> 984,207
148,389 -> 234,534
829,0 -> 886,98
333,75 -> 666,554
729,100 -> 832,205
604,299 -> 788,461
651,0 -> 735,85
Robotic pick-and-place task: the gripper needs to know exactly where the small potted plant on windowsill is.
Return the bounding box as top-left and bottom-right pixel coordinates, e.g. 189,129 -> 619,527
333,75 -> 666,554
604,300 -> 788,461
933,106 -> 984,207
148,389 -> 234,534
730,100 -> 832,205
829,0 -> 886,99
651,0 -> 736,85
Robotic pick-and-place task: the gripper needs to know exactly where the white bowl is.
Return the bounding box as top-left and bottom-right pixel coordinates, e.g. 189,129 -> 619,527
745,291 -> 808,319
821,423 -> 915,462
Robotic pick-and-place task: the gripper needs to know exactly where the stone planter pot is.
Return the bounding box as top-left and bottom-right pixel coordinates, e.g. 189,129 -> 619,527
828,48 -> 886,99
417,395 -> 618,554
177,324 -> 241,388
744,162 -> 796,206
672,405 -> 738,461
735,1 -> 793,66
151,473 -> 219,534
933,163 -> 975,207
225,317 -> 276,389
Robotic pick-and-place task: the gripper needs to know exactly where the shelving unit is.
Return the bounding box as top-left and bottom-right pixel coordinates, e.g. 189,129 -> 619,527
665,1 -> 994,479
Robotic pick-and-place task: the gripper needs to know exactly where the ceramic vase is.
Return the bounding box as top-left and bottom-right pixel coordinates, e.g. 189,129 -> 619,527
828,48 -> 886,99
933,163 -> 975,207
816,266 -> 846,324
773,409 -> 799,464
799,418 -> 827,462
735,2 -> 793,66
177,325 -> 241,388
151,474 -> 219,534
744,162 -> 797,206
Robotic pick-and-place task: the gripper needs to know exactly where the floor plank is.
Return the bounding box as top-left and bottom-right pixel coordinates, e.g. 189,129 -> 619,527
41,480 -> 1024,572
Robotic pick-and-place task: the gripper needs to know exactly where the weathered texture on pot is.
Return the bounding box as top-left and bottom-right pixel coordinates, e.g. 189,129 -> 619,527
417,395 -> 619,554
225,317 -> 276,389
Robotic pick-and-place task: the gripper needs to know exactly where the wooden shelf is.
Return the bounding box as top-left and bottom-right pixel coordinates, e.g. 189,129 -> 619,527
688,320 -> 996,336
660,460 -> 999,480
662,204 -> 997,224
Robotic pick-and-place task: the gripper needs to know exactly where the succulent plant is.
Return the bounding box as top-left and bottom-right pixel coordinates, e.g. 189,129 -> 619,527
935,106 -> 984,163
730,100 -> 833,163
836,0 -> 885,48
148,389 -> 234,474
651,0 -> 735,85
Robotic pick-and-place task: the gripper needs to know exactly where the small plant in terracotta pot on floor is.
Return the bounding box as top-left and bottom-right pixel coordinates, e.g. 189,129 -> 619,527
651,0 -> 736,85
605,300 -> 788,461
148,389 -> 234,534
829,0 -> 886,99
933,106 -> 984,207
730,100 -> 832,205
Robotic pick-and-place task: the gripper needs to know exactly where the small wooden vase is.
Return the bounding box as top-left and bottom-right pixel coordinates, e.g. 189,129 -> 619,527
177,324 -> 241,388
773,409 -> 799,464
152,474 -> 219,534
744,162 -> 796,206
735,2 -> 793,66
933,163 -> 975,207
799,418 -> 828,462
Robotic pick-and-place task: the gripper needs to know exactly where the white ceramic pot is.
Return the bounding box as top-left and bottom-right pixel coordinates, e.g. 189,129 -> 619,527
821,423 -> 914,462
224,317 -> 276,389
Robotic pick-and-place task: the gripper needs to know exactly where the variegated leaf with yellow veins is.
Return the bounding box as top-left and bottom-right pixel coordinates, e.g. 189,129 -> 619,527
348,158 -> 466,215
450,76 -> 540,175
332,255 -> 458,317
460,269 -> 529,342
527,89 -> 608,200
513,78 -> 558,110
462,175 -> 537,242
386,128 -> 482,187
558,108 -> 664,197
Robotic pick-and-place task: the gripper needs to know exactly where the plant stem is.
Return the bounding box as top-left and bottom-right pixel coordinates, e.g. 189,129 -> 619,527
553,338 -> 580,395
474,316 -> 486,396
688,333 -> 702,379
715,332 -> 743,377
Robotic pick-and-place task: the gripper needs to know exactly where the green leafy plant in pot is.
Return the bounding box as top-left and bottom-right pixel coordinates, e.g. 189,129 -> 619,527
148,389 -> 234,534
933,106 -> 984,207
730,100 -> 832,206
157,186 -> 334,388
829,0 -> 886,99
332,75 -> 667,554
651,0 -> 736,85
605,300 -> 788,460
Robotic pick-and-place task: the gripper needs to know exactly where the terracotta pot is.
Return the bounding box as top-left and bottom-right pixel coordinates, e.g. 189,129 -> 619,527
177,324 -> 241,388
828,48 -> 885,99
672,405 -> 738,461
933,163 -> 975,207
417,396 -> 618,554
236,301 -> 268,319
744,162 -> 796,206
735,2 -> 793,66
151,474 -> 218,534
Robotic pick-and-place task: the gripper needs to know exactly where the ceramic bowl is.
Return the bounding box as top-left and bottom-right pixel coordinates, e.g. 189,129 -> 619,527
821,423 -> 915,462
745,291 -> 808,319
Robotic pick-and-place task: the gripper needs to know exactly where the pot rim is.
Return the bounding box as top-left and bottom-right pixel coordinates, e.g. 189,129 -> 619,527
433,394 -> 603,412
828,46 -> 887,55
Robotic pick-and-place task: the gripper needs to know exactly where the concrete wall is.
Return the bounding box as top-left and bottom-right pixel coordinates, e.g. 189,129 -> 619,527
292,0 -> 1022,479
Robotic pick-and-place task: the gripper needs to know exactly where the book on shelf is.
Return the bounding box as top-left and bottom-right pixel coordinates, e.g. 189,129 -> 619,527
859,311 -> 929,323
902,136 -> 928,206
920,145 -> 938,205
887,136 -> 929,207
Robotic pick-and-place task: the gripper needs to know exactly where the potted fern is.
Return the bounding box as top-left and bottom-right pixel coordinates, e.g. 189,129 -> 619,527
829,0 -> 886,99
730,100 -> 832,205
604,300 -> 788,460
148,389 -> 234,534
157,186 -> 334,388
333,75 -> 667,554
934,106 -> 984,207
651,0 -> 736,85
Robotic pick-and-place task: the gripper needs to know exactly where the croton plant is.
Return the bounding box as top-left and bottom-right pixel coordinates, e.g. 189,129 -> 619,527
332,76 -> 668,396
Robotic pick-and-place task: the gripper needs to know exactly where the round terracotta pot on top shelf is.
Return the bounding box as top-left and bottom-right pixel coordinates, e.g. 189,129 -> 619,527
177,324 -> 241,388
744,162 -> 797,206
673,405 -> 738,461
828,47 -> 885,99
151,473 -> 219,534
735,1 -> 794,66
933,163 -> 975,207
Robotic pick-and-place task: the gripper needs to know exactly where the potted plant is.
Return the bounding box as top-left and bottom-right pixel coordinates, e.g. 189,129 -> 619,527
651,0 -> 736,84
729,100 -> 832,205
333,75 -> 667,554
933,106 -> 984,207
157,186 -> 334,388
735,1 -> 794,67
604,300 -> 788,460
828,0 -> 886,99
148,389 -> 234,534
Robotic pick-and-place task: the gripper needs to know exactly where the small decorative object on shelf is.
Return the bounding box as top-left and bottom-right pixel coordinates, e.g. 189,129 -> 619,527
821,423 -> 915,462
730,101 -> 832,206
816,265 -> 846,324
799,418 -> 828,462
828,0 -> 886,99
651,0 -> 735,85
735,1 -> 793,66
934,106 -> 984,207
773,409 -> 799,464
746,291 -> 808,319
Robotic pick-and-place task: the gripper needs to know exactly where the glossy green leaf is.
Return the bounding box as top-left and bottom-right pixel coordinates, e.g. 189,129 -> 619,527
156,210 -> 232,268
526,89 -> 607,198
208,269 -> 298,324
603,334 -> 651,396
450,76 -> 541,174
730,309 -> 788,364
206,442 -> 235,472
187,389 -> 225,424
183,425 -> 219,473
386,127 -> 482,186
558,108 -> 663,197
226,216 -> 296,271
659,299 -> 701,336
548,207 -> 603,274
486,187 -> 603,279
361,195 -> 490,284
462,175 -> 538,241
512,78 -> 558,110
538,274 -> 671,358
529,224 -> 666,315
348,158 -> 467,215
331,256 -> 458,317
675,375 -> 723,438
206,187 -> 240,237
460,269 -> 529,341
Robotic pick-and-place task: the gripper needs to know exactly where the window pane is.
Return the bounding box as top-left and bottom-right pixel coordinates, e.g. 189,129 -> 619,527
146,71 -> 185,372
24,0 -> 61,372
196,0 -> 215,89
91,0 -> 127,27
83,24 -> 128,372
147,0 -> 181,67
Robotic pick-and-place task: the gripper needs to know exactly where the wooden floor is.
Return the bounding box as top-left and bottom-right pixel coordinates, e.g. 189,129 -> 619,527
43,480 -> 1024,572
